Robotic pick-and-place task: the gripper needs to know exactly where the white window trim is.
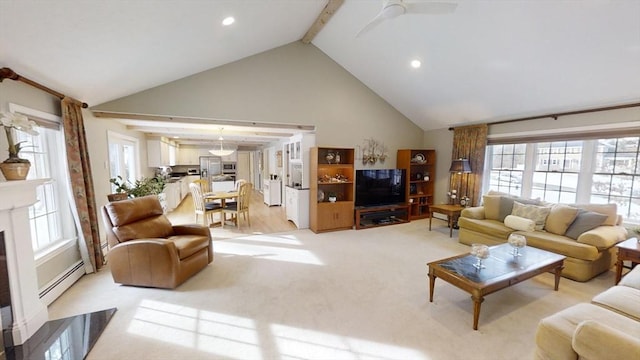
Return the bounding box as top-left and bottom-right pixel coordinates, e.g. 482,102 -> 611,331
107,130 -> 141,181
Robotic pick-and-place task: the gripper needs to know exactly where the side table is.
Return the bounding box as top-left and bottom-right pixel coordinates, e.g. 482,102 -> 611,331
615,237 -> 640,284
429,204 -> 464,238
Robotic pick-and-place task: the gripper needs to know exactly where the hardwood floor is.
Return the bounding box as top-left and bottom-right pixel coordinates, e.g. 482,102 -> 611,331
167,188 -> 297,237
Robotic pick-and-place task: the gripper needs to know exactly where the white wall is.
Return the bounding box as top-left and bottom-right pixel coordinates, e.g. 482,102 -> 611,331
93,41 -> 424,162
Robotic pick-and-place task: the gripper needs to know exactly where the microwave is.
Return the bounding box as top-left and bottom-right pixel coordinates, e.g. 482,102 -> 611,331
222,162 -> 236,172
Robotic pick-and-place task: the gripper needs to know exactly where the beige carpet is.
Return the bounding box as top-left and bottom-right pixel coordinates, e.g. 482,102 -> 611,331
47,219 -> 613,359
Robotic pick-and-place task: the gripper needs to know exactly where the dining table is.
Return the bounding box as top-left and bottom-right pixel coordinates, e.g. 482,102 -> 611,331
203,191 -> 239,227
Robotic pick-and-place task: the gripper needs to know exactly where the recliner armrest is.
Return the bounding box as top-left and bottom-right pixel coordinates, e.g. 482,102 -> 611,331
172,224 -> 212,238
572,320 -> 640,359
108,239 -> 181,288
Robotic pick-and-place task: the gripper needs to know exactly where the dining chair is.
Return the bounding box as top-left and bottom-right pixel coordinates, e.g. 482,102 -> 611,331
222,182 -> 252,228
224,179 -> 247,208
189,182 -> 222,227
192,178 -> 210,193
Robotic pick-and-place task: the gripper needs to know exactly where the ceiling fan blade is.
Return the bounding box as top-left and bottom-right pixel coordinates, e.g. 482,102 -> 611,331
355,11 -> 388,38
405,1 -> 457,14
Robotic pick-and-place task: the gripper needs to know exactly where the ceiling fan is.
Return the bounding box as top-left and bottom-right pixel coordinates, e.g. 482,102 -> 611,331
356,0 -> 458,38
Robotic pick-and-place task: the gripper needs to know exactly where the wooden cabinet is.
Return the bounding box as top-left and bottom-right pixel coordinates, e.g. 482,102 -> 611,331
310,147 -> 355,233
285,186 -> 309,229
397,149 -> 436,220
264,180 -> 282,206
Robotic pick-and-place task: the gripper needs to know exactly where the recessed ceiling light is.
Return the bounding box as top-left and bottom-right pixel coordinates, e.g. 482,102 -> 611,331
222,17 -> 235,26
410,59 -> 422,69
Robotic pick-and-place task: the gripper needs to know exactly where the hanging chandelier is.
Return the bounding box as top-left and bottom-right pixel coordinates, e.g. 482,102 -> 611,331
209,130 -> 236,157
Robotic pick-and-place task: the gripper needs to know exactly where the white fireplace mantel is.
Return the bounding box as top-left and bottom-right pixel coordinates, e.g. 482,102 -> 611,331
0,178 -> 50,345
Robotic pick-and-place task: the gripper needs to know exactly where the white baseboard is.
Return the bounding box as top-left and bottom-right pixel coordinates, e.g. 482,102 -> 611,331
39,260 -> 85,306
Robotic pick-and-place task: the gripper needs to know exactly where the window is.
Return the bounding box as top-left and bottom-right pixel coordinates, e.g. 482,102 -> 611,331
107,131 -> 139,191
9,105 -> 77,254
485,136 -> 640,224
487,144 -> 525,196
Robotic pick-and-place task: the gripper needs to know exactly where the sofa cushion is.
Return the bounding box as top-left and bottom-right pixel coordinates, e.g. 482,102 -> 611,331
483,195 -> 539,221
482,195 -> 502,221
565,210 -> 608,240
504,215 -> 535,231
592,285 -> 640,321
520,230 -> 599,261
512,201 -> 550,230
535,303 -> 640,360
457,217 -> 513,240
619,265 -> 640,290
544,204 -> 579,235
573,203 -> 618,226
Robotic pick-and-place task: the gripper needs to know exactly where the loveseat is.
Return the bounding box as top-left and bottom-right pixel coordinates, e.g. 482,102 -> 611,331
102,195 -> 213,288
535,264 -> 640,359
458,192 -> 628,281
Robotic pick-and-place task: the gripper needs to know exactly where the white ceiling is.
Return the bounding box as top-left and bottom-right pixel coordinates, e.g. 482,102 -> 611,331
2,0 -> 639,146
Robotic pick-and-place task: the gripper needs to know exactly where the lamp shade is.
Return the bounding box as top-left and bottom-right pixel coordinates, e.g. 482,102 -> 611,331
449,158 -> 472,173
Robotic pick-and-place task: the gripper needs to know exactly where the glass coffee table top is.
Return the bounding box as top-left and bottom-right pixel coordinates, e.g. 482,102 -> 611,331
437,243 -> 562,283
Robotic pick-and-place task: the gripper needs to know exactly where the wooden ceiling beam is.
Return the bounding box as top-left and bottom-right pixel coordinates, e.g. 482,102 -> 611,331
301,0 -> 344,44
92,111 -> 315,131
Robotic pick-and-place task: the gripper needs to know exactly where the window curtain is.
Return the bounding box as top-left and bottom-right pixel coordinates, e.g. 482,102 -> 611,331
61,97 -> 104,273
450,124 -> 488,206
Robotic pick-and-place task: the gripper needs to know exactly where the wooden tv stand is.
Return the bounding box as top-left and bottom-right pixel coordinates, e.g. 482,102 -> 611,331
355,204 -> 410,230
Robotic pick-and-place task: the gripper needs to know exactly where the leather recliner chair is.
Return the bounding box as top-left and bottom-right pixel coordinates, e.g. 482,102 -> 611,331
101,195 -> 213,288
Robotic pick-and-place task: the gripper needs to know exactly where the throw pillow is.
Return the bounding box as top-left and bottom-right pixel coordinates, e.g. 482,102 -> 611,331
483,195 -> 502,221
511,201 -> 551,231
544,204 -> 579,235
504,215 -> 536,232
564,210 -> 608,240
573,203 -> 618,226
499,196 -> 539,222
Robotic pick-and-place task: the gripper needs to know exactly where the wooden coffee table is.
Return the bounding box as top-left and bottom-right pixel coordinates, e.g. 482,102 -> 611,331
427,243 -> 565,330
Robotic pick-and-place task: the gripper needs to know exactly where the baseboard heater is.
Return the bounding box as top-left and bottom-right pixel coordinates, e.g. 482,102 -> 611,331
38,260 -> 85,306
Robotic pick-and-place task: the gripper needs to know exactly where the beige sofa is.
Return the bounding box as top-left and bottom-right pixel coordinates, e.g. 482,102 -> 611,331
535,265 -> 640,359
458,193 -> 628,281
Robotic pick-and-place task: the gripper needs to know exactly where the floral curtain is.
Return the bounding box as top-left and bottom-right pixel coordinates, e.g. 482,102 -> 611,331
61,97 -> 104,272
449,124 -> 488,207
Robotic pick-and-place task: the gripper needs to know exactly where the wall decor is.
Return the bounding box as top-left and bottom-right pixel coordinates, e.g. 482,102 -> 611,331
360,138 -> 388,165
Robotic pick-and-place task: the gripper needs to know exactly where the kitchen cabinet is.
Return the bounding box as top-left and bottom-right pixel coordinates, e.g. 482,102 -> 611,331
285,186 -> 309,229
163,181 -> 181,212
221,152 -> 238,162
263,180 -> 282,206
284,133 -> 315,188
147,137 -> 176,167
211,180 -> 235,192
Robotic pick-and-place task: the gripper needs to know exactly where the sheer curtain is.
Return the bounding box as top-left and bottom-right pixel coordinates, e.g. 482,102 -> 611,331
449,124 -> 488,207
61,97 -> 104,272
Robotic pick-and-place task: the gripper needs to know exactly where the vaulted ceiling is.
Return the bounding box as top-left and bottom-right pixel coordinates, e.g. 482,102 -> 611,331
2,0 -> 639,146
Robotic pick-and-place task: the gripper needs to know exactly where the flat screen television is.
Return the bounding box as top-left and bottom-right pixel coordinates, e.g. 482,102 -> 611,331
355,169 -> 406,207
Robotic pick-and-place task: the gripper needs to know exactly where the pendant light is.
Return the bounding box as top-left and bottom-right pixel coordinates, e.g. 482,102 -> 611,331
209,129 -> 236,157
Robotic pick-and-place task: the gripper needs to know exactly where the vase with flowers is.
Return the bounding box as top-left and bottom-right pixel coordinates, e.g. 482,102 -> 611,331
0,112 -> 39,180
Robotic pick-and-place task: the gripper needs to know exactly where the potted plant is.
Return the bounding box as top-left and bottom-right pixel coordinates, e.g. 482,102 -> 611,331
0,112 -> 39,180
108,176 -> 167,204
